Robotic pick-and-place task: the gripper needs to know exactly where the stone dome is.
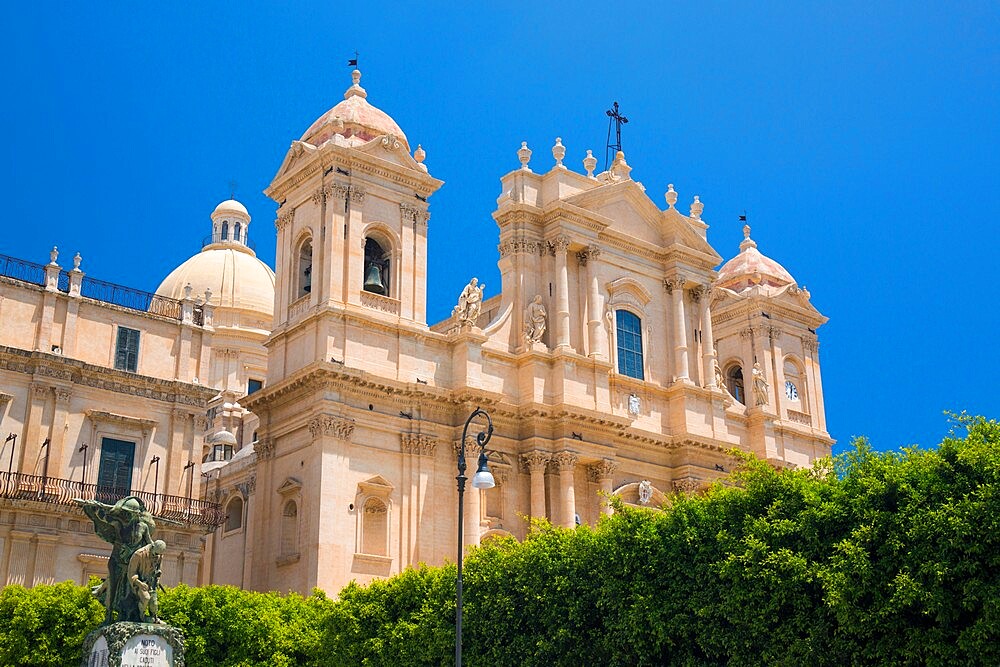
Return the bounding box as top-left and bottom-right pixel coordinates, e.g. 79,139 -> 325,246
213,199 -> 249,218
300,69 -> 408,150
156,199 -> 275,321
716,225 -> 795,293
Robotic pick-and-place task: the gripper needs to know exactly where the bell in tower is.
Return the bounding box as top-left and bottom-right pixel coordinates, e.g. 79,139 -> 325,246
363,238 -> 387,295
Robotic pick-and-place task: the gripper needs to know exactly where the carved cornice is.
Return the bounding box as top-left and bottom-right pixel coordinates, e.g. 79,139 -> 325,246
521,451 -> 551,473
86,410 -> 158,432
0,346 -> 214,408
308,415 -> 355,440
401,433 -> 437,456
587,458 -> 618,482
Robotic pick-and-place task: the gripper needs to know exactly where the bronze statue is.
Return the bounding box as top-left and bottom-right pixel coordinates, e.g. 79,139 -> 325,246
75,495 -> 161,625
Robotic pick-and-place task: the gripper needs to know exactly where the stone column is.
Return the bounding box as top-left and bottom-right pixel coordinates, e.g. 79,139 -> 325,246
587,459 -> 619,516
665,277 -> 690,382
768,326 -> 785,416
698,286 -> 717,388
804,338 -> 826,430
521,451 -> 550,520
458,440 -> 481,549
6,531 -> 33,585
22,385 -> 48,473
49,388 -> 72,474
552,451 -> 578,528
579,246 -> 607,360
552,236 -> 571,348
32,534 -> 58,586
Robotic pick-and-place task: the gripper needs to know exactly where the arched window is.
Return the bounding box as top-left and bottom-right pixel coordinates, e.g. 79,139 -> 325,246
221,221 -> 229,241
784,358 -> 803,404
726,364 -> 745,405
361,497 -> 388,556
297,238 -> 313,298
615,310 -> 644,380
234,222 -> 242,243
281,500 -> 298,557
363,237 -> 389,296
224,496 -> 244,532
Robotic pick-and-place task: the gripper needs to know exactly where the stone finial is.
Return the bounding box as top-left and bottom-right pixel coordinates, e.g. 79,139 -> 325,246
517,141 -> 532,171
345,69 -> 367,100
204,287 -> 213,303
49,246 -> 59,265
583,150 -> 597,178
183,283 -> 192,299
552,137 -> 566,169
740,224 -> 757,251
72,252 -> 82,271
690,195 -> 704,220
413,144 -> 427,173
665,184 -> 677,208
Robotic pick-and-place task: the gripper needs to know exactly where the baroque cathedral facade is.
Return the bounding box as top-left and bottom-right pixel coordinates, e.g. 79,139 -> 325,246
0,69 -> 831,595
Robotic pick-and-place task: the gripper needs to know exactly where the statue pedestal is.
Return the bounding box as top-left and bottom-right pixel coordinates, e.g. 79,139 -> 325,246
82,623 -> 185,667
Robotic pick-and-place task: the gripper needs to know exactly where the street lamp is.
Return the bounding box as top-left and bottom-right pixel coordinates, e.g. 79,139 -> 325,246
455,407 -> 494,666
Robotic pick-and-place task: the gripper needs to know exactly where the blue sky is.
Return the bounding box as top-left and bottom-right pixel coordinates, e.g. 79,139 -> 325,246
2,2 -> 997,454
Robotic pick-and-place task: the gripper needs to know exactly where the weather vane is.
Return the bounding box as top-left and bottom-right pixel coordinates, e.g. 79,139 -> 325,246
605,101 -> 629,170
228,180 -> 238,200
348,50 -> 359,68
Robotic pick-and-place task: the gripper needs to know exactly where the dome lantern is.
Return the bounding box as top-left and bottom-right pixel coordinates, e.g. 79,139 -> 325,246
208,198 -> 252,252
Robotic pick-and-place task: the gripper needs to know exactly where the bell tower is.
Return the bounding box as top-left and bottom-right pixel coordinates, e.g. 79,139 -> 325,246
264,69 -> 443,382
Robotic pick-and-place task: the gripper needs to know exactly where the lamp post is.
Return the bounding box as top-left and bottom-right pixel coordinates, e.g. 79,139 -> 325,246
78,443 -> 88,492
151,455 -> 160,514
184,460 -> 195,518
3,433 -> 15,476
455,407 -> 495,666
39,438 -> 50,500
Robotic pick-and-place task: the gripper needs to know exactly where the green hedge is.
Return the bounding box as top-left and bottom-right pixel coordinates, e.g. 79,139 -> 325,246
2,415 -> 998,666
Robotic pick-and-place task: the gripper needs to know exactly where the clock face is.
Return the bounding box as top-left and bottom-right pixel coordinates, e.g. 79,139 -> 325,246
785,381 -> 799,401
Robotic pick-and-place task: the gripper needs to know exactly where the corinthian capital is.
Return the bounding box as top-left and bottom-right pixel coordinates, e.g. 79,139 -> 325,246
521,451 -> 551,473
587,458 -> 618,483
663,276 -> 686,293
552,451 -> 578,472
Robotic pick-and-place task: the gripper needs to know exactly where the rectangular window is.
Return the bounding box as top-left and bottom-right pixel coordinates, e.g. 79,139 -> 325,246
114,326 -> 140,372
247,378 -> 263,395
616,310 -> 645,380
96,437 -> 135,502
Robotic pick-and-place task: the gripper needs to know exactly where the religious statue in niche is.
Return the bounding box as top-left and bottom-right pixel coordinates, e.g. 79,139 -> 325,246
628,393 -> 641,417
638,480 -> 654,505
75,495 -> 172,624
453,277 -> 485,326
714,361 -> 727,393
752,361 -> 769,406
522,295 -> 547,344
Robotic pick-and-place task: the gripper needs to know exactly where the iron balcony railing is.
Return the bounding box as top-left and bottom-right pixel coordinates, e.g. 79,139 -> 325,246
0,471 -> 226,528
0,254 -> 46,287
201,234 -> 255,252
0,252 -> 203,324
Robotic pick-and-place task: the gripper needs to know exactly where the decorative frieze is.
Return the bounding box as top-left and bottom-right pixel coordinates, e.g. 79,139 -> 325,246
308,416 -> 356,441
401,433 -> 437,456
587,458 -> 618,483
786,409 -> 812,426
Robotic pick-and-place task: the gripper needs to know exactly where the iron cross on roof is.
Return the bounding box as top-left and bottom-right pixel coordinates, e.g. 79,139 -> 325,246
605,101 -> 629,170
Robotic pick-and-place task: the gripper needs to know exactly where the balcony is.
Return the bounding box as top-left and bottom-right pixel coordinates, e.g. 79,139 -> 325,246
0,252 -> 202,324
0,471 -> 225,528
